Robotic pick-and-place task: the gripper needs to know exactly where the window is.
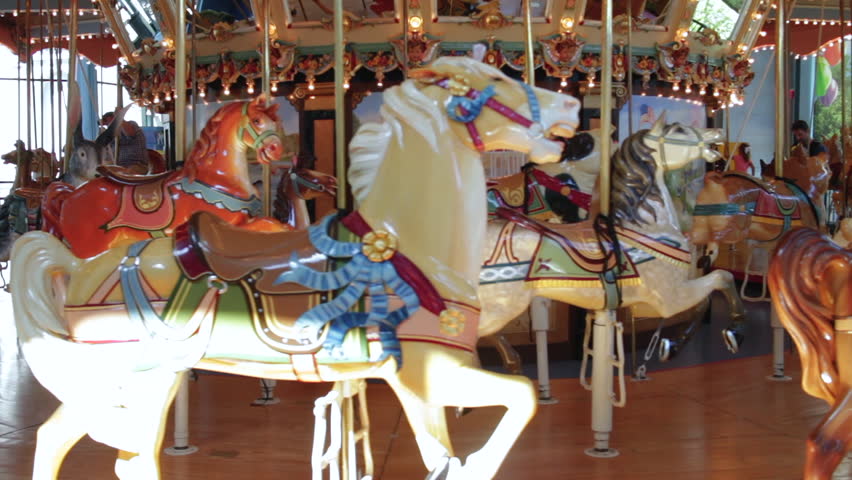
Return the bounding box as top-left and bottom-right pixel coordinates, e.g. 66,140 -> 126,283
690,0 -> 743,38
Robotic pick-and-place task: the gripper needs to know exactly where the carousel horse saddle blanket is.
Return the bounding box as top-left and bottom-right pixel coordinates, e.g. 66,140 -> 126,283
102,167 -> 175,232
753,190 -> 802,224
486,173 -> 526,208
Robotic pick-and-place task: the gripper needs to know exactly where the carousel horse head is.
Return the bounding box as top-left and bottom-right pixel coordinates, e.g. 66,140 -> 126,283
184,95 -> 284,186
67,105 -> 130,186
2,141 -> 60,188
609,116 -> 721,228
407,56 -> 580,164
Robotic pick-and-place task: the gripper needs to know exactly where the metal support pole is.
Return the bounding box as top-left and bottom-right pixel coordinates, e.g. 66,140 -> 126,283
531,297 -> 557,404
64,0 -> 79,166
334,0 -> 347,209
585,310 -> 619,457
523,0 -> 534,86
261,0 -> 272,217
174,0 -> 187,164
767,305 -> 792,381
774,0 -> 787,178
164,372 -> 199,455
599,0 -> 613,215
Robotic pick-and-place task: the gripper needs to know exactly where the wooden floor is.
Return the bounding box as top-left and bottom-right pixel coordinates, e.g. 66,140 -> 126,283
1,288 -> 851,478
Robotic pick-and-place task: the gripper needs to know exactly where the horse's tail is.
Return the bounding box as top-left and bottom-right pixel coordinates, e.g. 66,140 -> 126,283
768,228 -> 852,404
10,232 -> 94,396
40,181 -> 75,240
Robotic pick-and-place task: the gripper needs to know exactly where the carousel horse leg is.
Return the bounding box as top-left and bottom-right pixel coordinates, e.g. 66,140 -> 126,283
767,305 -> 792,381
715,272 -> 747,355
312,387 -> 343,480
581,310 -> 625,458
531,297 -> 558,404
114,371 -> 185,480
387,351 -> 537,479
486,335 -> 522,376
804,388 -> 852,480
163,372 -> 199,456
659,314 -> 703,362
31,404 -> 88,480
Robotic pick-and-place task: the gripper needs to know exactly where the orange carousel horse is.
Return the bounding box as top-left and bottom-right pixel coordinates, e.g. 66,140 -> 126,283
769,228 -> 852,479
42,96 -> 288,259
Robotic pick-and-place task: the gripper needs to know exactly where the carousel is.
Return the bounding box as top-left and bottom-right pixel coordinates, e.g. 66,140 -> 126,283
0,0 -> 850,478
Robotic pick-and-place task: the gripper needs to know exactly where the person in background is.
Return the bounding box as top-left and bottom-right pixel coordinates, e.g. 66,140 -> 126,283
791,119 -> 828,157
731,143 -> 753,175
100,111 -> 149,174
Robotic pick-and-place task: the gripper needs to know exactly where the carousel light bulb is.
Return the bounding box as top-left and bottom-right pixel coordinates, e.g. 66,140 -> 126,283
153,95 -> 160,104
699,86 -> 706,95
560,79 -> 567,87
111,43 -> 118,49
759,30 -> 767,36
377,80 -> 383,87
588,79 -> 595,88
753,12 -> 762,19
271,83 -> 278,92
165,92 -> 172,101
308,82 -> 315,91
224,87 -> 231,95
685,84 -> 692,94
748,57 -> 755,64
78,9 -> 84,15
343,81 -> 350,89
51,10 -> 57,16
199,89 -> 206,98
247,84 -> 255,94
12,11 -> 17,16
673,82 -> 680,92
560,16 -> 574,31
408,15 -> 423,30
713,88 -> 720,97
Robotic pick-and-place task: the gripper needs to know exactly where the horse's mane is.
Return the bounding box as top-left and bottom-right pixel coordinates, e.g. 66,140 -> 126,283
769,228 -> 852,404
184,100 -> 279,180
349,56 -> 524,204
610,128 -> 662,226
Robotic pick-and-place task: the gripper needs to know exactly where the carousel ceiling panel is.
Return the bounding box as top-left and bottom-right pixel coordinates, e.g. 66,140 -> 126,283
284,0 -> 397,23
583,0 -> 671,24
433,0 -> 547,19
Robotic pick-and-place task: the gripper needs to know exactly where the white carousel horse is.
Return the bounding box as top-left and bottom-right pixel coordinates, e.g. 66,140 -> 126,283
474,118 -> 746,454
11,57 -> 580,480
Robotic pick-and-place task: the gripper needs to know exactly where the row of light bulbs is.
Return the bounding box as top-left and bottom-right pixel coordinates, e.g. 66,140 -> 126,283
787,18 -> 852,26
793,34 -> 852,59
3,8 -> 100,16
28,33 -> 109,44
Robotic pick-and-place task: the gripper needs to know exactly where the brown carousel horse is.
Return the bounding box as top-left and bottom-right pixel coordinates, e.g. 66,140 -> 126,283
0,142 -> 62,261
41,96 -> 289,259
769,228 -> 852,480
761,143 -> 831,221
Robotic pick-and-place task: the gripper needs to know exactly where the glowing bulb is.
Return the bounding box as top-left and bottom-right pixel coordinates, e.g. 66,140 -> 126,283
699,86 -> 706,95
51,10 -> 57,16
111,43 -> 118,49
408,15 -> 423,29
713,88 -> 720,97
560,79 -> 567,87
759,30 -> 767,37
165,92 -> 172,101
271,83 -> 278,92
673,82 -> 680,92
78,9 -> 84,15
588,79 -> 595,88
199,89 -> 206,98
12,11 -> 17,16
247,84 -> 255,94
308,82 -> 315,91
377,80 -> 383,87
753,12 -> 762,19
343,81 -> 350,89
685,84 -> 692,94
223,87 -> 230,95
153,95 -> 160,104
560,16 -> 574,31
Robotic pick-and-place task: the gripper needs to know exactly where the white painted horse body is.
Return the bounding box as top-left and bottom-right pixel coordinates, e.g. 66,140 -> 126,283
12,57 -> 580,480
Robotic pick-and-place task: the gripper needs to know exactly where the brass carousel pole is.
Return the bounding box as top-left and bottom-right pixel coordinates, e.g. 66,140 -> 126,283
334,0 -> 346,209
523,0 -> 534,86
63,0 -> 79,169
587,0 -> 619,459
774,0 -> 787,178
261,0 -> 272,217
25,0 -> 31,150
175,0 -> 187,165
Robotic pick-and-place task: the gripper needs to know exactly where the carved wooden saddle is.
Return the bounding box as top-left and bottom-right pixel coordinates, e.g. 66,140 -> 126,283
175,211 -> 327,294
97,165 -> 171,186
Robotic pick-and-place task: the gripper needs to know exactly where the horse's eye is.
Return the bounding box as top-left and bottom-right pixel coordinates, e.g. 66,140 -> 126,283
491,76 -> 503,82
253,118 -> 261,126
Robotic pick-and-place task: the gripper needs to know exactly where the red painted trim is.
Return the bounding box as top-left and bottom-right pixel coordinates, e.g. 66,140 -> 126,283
341,211 -> 448,315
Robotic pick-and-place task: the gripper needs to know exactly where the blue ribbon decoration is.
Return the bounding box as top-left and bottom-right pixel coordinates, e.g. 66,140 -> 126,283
517,80 -> 541,123
446,85 -> 497,123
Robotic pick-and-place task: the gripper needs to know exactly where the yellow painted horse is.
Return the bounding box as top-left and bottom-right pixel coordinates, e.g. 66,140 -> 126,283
11,57 -> 580,480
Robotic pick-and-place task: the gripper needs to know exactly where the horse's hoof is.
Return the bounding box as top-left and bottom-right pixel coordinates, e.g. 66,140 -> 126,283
659,338 -> 672,362
425,456 -> 450,480
722,328 -> 743,354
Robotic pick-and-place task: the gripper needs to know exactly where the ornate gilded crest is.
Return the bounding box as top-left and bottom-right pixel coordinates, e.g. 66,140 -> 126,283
362,230 -> 398,262
657,40 -> 690,83
357,51 -> 399,85
540,32 -> 585,80
209,21 -> 236,42
471,0 -> 514,30
633,56 -> 658,89
391,32 -> 442,69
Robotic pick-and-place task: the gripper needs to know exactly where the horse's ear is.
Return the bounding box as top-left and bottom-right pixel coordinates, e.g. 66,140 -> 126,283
650,112 -> 666,135
95,105 -> 130,148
